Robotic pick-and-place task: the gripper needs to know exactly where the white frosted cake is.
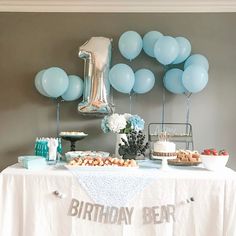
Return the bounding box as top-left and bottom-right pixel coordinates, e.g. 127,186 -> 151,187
153,141 -> 176,157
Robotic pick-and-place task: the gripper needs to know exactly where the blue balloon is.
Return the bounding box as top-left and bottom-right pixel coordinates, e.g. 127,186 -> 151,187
109,64 -> 135,94
61,75 -> 84,101
163,68 -> 186,94
154,36 -> 179,65
118,31 -> 143,60
182,65 -> 208,93
133,69 -> 155,94
34,69 -> 50,97
143,31 -> 163,58
172,37 -> 191,64
184,54 -> 209,71
41,67 -> 69,98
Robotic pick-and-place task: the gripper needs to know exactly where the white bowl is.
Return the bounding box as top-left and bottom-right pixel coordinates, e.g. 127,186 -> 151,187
200,155 -> 229,171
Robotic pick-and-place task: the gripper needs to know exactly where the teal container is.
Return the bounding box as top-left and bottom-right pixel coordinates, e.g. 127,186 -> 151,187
57,138 -> 62,154
34,139 -> 38,156
42,141 -> 49,159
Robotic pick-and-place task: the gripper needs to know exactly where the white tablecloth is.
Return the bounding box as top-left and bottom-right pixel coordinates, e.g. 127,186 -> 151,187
1,162 -> 236,236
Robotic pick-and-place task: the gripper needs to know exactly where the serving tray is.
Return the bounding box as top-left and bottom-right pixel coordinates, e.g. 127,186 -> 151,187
64,164 -> 139,171
168,160 -> 201,166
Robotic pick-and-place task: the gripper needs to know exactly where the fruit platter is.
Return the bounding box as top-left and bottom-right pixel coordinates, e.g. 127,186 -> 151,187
201,148 -> 229,156
200,148 -> 229,171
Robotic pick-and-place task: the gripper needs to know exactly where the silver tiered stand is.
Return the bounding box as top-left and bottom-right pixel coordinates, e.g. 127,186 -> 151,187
148,123 -> 194,170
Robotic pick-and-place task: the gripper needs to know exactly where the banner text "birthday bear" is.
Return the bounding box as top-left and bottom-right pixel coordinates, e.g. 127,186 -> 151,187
68,198 -> 175,225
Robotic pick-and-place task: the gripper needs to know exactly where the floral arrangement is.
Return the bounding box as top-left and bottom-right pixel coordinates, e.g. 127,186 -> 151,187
101,113 -> 145,134
118,130 -> 149,159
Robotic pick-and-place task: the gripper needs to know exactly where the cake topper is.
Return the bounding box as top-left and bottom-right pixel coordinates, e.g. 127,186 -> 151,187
158,131 -> 170,142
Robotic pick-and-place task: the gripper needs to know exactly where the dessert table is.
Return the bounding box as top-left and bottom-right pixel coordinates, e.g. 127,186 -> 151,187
1,161 -> 236,236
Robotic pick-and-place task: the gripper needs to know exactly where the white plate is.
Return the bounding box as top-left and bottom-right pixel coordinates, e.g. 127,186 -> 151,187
64,164 -> 139,171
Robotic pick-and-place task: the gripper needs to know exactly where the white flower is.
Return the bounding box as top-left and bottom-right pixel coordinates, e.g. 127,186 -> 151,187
107,113 -> 127,133
123,113 -> 132,121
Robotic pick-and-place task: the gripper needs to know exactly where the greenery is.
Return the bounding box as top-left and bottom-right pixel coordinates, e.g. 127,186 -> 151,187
122,122 -> 132,134
118,130 -> 149,159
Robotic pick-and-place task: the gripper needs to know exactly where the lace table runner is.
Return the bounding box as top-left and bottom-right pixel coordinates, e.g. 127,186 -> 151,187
69,167 -> 158,207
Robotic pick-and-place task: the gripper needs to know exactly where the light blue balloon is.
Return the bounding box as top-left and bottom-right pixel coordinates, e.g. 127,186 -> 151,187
172,37 -> 191,64
118,31 -> 143,60
154,36 -> 179,65
109,64 -> 135,94
34,69 -> 50,97
184,54 -> 209,71
163,68 -> 186,94
61,75 -> 84,101
182,65 -> 208,93
143,31 -> 163,58
41,67 -> 69,98
133,69 -> 155,94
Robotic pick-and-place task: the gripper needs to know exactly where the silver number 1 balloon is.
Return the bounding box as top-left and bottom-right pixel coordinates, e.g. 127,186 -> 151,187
78,37 -> 114,116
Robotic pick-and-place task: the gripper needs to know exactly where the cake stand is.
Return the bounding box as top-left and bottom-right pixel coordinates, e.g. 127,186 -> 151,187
59,133 -> 88,151
151,155 -> 176,171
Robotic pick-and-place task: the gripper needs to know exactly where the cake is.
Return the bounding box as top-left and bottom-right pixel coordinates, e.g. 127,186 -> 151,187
153,132 -> 176,157
153,141 -> 176,157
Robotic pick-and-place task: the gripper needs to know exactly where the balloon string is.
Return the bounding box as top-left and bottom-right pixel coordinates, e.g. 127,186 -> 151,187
56,101 -> 60,138
129,94 -> 132,114
161,86 -> 165,131
186,93 -> 191,125
161,65 -> 169,131
110,87 -> 114,113
185,93 -> 192,149
111,87 -> 114,106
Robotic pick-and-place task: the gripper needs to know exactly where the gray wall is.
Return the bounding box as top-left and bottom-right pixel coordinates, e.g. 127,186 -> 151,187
0,13 -> 236,170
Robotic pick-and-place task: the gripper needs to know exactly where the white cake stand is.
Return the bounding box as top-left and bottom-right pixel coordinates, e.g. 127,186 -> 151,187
151,155 -> 176,171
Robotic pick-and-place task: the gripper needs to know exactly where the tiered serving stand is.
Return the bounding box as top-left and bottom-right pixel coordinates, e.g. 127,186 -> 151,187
148,123 -> 194,170
59,132 -> 88,151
